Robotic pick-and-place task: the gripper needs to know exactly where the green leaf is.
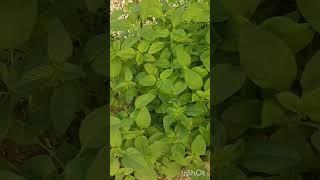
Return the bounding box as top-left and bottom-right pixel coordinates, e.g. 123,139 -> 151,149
240,142 -> 301,174
191,135 -> 206,156
261,99 -> 289,127
144,63 -> 158,75
85,147 -> 106,180
110,60 -> 122,78
51,82 -> 81,135
297,0 -> 320,33
213,64 -> 246,105
0,171 -> 25,180
239,24 -> 297,90
138,74 -> 157,86
138,26 -> 156,41
300,88 -> 320,122
301,51 -> 320,91
48,18 -> 73,62
135,94 -> 156,109
275,91 -> 300,112
110,152 -> 120,176
140,0 -> 163,20
148,42 -> 165,54
173,81 -> 187,95
117,48 -> 136,59
0,0 -> 37,49
143,53 -> 156,62
182,2 -> 209,22
138,40 -> 150,53
176,45 -> 191,67
122,148 -> 157,180
184,68 -> 203,90
79,106 -> 106,149
160,69 -> 173,80
136,53 -> 144,65
136,107 -> 151,128
110,127 -> 122,148
262,16 -> 314,53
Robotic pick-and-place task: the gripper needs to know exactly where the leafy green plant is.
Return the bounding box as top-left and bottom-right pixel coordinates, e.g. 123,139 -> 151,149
0,0 -> 106,180
213,0 -> 320,179
110,0 -> 210,179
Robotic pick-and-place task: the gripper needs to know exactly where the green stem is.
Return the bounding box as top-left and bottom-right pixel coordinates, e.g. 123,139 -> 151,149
36,138 -> 65,169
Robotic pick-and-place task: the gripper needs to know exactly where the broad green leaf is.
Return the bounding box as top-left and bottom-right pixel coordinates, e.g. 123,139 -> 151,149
173,81 -> 187,95
134,136 -> 149,153
301,51 -> 320,90
143,53 -> 156,62
138,26 -> 156,41
148,42 -> 165,54
110,127 -> 122,148
121,36 -> 140,49
122,148 -> 157,180
300,88 -> 320,122
138,74 -> 156,86
85,147 -> 106,180
297,0 -> 320,33
240,142 -> 301,174
135,94 -> 156,109
110,60 -> 122,78
51,82 -> 81,135
110,152 -> 120,176
144,63 -> 158,75
275,91 -> 300,112
182,2 -> 209,22
48,18 -> 73,62
79,106 -> 107,149
262,16 -> 314,53
138,40 -> 150,53
136,53 -> 144,65
136,107 -> 151,128
191,135 -> 206,156
0,0 -> 37,49
261,99 -> 289,127
117,48 -> 136,59
200,50 -> 210,71
213,64 -> 246,105
239,24 -> 297,90
184,68 -> 203,90
140,0 -> 162,20
160,69 -> 173,80
124,67 -> 133,81
176,45 -> 191,67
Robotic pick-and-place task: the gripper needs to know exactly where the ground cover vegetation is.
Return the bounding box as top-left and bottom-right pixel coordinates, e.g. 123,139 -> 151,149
213,0 -> 320,179
0,0 -> 107,180
110,0 -> 210,179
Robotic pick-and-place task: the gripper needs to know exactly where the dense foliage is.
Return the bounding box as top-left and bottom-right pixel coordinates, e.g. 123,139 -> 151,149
110,0 -> 210,179
0,0 -> 106,180
213,0 -> 320,179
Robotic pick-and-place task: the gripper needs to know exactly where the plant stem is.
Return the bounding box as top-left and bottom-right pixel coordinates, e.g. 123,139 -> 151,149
36,138 -> 65,169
